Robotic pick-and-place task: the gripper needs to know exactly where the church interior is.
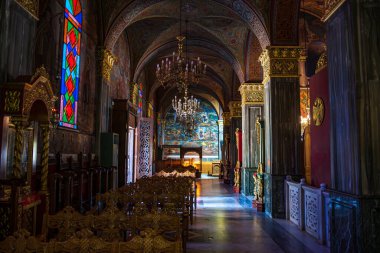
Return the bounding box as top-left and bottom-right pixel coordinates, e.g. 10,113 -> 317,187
0,0 -> 379,252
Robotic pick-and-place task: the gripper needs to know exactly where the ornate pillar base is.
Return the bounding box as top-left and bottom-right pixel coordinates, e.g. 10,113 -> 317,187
264,173 -> 302,218
241,167 -> 255,196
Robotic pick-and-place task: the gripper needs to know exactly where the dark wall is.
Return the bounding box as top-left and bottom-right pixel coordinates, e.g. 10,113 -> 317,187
0,0 -> 36,83
309,67 -> 331,187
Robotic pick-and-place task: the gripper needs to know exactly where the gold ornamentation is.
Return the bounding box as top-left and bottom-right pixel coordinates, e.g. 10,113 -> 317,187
40,124 -> 50,192
312,97 -> 325,126
256,117 -> 261,148
322,0 -> 346,22
24,66 -> 55,121
259,46 -> 303,84
253,163 -> 264,203
15,0 -> 39,20
10,118 -> 27,178
130,82 -> 139,106
30,65 -> 49,83
228,101 -> 242,117
97,49 -> 117,81
4,91 -> 21,113
0,229 -> 44,252
316,51 -> 328,73
222,112 -> 231,126
239,83 -> 264,105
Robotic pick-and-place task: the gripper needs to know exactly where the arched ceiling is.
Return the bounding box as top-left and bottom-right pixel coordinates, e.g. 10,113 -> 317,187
102,0 -> 313,112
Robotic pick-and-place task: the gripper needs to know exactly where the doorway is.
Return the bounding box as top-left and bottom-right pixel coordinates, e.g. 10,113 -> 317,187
127,126 -> 135,183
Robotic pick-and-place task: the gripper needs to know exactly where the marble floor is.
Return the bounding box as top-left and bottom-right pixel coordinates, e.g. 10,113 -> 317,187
187,176 -> 330,253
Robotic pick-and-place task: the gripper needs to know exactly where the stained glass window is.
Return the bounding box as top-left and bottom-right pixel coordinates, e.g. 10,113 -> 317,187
138,83 -> 143,114
59,0 -> 82,129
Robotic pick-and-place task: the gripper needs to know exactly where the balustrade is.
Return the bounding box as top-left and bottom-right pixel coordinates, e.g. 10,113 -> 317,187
285,177 -> 330,245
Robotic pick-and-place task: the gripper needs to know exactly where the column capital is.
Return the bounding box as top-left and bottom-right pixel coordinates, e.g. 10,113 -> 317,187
239,83 -> 264,105
259,46 -> 303,84
96,48 -> 117,81
228,101 -> 242,118
222,112 -> 231,126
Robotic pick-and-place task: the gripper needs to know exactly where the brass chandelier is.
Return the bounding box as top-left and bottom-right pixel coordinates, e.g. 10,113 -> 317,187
156,36 -> 206,91
155,0 -> 207,91
172,86 -> 200,123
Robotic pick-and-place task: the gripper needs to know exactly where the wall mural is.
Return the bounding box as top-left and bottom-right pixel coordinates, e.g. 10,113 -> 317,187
163,98 -> 220,160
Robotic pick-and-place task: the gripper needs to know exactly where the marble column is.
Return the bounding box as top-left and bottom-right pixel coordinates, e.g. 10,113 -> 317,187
323,0 -> 380,251
259,46 -> 303,218
228,101 -> 242,186
95,48 -> 116,157
238,83 -> 264,197
221,112 -> 231,184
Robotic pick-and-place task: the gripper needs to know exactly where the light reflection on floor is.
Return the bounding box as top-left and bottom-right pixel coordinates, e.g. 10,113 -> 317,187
187,176 -> 330,253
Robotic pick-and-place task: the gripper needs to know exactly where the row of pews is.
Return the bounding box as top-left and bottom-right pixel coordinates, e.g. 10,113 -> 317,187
0,170 -> 197,253
49,153 -> 117,213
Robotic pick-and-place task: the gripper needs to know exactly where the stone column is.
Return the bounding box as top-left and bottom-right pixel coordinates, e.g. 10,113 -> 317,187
228,101 -> 242,185
238,83 -> 264,197
95,48 -> 116,157
259,46 -> 303,218
322,1 -> 380,251
221,112 -> 231,183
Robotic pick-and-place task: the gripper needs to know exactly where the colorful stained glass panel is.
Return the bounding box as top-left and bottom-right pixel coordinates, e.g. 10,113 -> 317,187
59,0 -> 82,129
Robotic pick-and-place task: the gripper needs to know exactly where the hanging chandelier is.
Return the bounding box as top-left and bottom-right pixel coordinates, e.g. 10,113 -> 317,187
155,0 -> 207,90
156,36 -> 206,90
172,87 -> 200,123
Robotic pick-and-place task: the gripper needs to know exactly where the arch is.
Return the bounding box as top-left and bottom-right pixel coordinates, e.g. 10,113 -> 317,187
181,147 -> 203,160
104,0 -> 269,51
29,100 -> 49,123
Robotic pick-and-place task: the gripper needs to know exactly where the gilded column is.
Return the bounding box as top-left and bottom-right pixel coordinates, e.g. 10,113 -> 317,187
11,117 -> 26,178
238,83 -> 264,197
95,48 -> 117,156
259,46 -> 303,218
228,101 -> 242,186
40,124 -> 50,193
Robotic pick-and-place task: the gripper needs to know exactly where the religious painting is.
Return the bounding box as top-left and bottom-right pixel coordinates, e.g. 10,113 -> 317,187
163,98 -> 219,160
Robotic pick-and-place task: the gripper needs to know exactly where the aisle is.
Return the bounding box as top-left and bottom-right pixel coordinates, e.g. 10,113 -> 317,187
187,176 -> 329,253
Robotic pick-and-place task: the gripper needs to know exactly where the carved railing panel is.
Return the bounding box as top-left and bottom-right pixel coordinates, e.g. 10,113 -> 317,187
285,177 -> 328,245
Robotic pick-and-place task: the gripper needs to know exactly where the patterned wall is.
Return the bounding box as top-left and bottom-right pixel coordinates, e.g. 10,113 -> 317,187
163,98 -> 219,160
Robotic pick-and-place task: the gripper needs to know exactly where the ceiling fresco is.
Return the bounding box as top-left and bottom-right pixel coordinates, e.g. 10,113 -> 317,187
101,0 -> 313,113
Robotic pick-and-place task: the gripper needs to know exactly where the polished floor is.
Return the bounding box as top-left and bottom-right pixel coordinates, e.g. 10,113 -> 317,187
187,176 -> 330,253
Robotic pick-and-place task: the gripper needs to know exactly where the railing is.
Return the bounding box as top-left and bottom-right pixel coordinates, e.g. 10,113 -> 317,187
285,176 -> 330,245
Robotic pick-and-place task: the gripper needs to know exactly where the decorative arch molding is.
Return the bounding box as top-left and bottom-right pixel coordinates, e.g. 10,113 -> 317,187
133,38 -> 245,84
104,0 -> 269,51
1,66 -> 56,122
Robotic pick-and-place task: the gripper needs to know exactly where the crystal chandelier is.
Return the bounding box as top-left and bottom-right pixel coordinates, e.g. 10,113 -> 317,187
172,87 -> 200,123
156,35 -> 207,90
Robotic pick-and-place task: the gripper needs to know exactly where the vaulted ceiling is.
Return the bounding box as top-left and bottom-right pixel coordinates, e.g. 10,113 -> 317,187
100,0 -> 324,113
